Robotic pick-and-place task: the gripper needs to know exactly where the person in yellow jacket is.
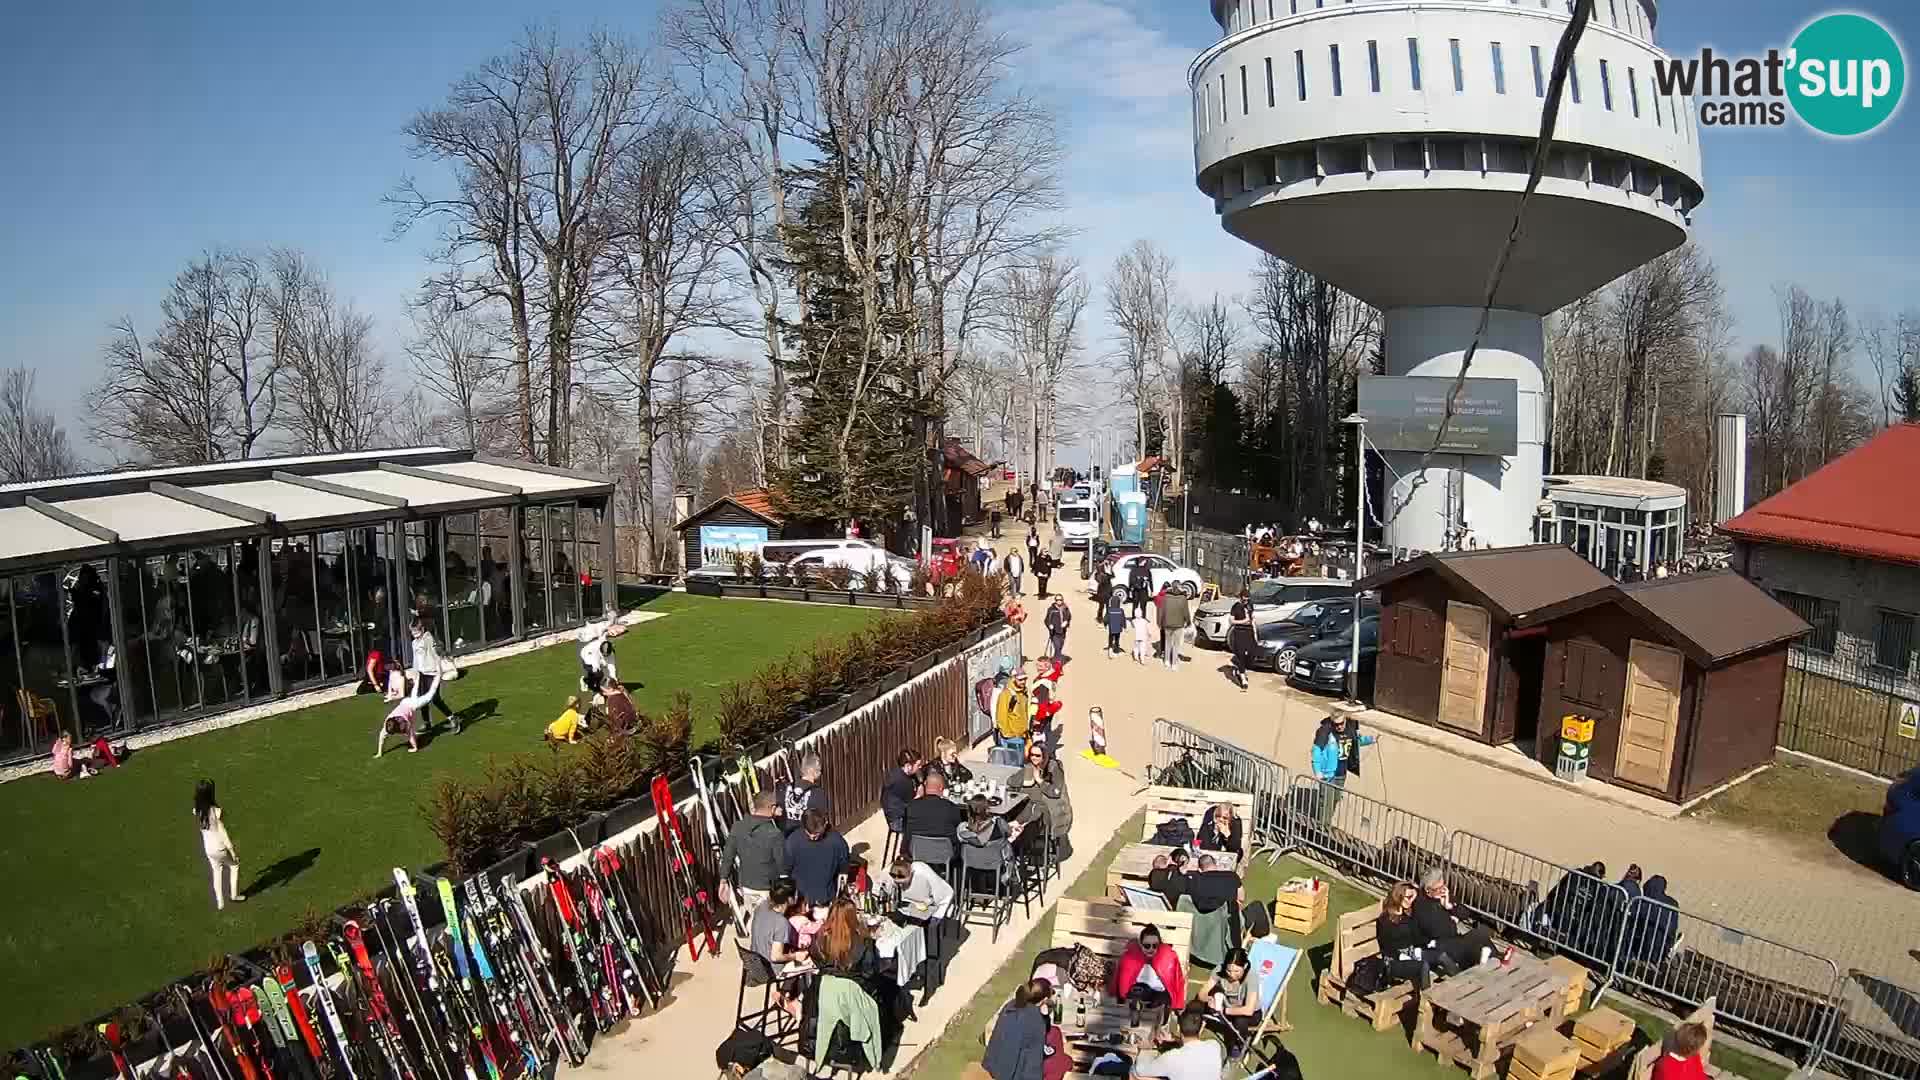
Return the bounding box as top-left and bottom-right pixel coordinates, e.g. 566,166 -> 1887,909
994,668 -> 1030,751
545,696 -> 586,745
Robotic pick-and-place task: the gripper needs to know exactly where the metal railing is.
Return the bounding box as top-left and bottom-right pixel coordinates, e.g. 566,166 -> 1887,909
1446,830 -> 1633,988
1133,718 -> 1909,1073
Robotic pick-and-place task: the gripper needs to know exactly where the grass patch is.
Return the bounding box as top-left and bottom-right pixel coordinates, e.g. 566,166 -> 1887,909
908,840 -> 1788,1079
0,593 -> 877,1047
1687,755 -> 1887,869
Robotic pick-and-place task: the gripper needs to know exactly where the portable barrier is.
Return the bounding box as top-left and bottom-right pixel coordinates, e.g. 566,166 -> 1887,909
1611,894 -> 1846,1061
1446,830 -> 1633,987
1282,775 -> 1452,891
1823,970 -> 1920,1080
1149,718 -> 1291,851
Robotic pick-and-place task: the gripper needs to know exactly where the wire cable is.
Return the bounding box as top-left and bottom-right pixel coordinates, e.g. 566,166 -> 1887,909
1385,0 -> 1596,524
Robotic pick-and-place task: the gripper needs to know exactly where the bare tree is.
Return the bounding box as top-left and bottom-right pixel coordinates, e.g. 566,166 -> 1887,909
272,251 -> 386,453
0,368 -> 78,482
93,254 -> 242,464
1105,239 -> 1177,457
408,302 -> 509,450
996,249 -> 1087,487
396,28 -> 661,465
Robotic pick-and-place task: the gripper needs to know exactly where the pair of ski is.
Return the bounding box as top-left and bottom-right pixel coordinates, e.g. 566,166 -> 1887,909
690,745 -> 798,934
650,775 -> 723,961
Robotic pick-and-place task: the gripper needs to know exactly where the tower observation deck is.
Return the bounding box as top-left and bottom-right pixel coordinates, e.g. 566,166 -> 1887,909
1190,0 -> 1704,552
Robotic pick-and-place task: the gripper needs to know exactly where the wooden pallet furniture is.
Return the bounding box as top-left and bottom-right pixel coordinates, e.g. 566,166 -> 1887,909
1627,998 -> 1736,1080
1140,785 -> 1257,858
1571,1005 -> 1636,1074
1106,843 -> 1242,898
1272,876 -> 1330,936
1411,951 -> 1575,1079
1507,1026 -> 1581,1080
1315,901 -> 1419,1032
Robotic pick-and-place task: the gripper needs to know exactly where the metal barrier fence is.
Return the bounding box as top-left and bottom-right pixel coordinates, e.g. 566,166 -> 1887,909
1779,643 -> 1920,779
1446,830 -> 1633,988
1133,718 -> 1917,1073
1826,970 -> 1920,1080
1611,896 -> 1845,1062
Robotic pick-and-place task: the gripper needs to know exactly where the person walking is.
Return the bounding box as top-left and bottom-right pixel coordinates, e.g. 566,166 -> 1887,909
1093,563 -> 1113,614
1311,714 -> 1376,823
408,615 -> 460,734
1227,589 -> 1256,692
1125,559 -> 1154,620
1158,585 -> 1191,672
1025,526 -> 1040,571
1033,551 -> 1054,599
1105,590 -> 1127,656
1043,596 -> 1071,663
1046,532 -> 1064,566
194,779 -> 245,910
1003,549 -> 1026,597
990,507 -> 1003,539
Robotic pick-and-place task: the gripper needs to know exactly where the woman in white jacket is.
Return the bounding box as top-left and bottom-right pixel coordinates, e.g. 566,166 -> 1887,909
408,615 -> 460,734
194,779 -> 244,910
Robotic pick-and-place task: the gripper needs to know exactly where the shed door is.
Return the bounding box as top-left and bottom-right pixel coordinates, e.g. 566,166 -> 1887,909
1616,639 -> 1683,791
1438,601 -> 1491,734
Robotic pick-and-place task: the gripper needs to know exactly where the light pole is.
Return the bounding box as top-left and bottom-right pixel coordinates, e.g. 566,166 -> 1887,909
1341,413 -> 1368,706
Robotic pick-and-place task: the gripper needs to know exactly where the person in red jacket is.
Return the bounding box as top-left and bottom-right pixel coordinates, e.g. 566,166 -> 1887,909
1651,1021 -> 1710,1080
1112,925 -> 1187,1023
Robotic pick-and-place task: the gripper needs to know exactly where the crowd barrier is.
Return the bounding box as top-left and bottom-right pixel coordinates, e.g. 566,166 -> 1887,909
1144,718 -> 1920,1076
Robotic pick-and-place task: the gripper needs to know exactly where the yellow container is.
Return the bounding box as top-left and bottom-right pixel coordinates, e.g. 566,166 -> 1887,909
1560,715 -> 1596,743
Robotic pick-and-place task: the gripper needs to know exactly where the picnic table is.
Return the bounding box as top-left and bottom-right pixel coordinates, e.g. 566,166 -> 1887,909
947,761 -> 1027,816
1412,952 -> 1576,1080
1106,843 -> 1239,897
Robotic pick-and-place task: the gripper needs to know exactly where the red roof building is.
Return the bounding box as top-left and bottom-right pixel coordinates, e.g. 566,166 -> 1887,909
1722,423 -> 1920,567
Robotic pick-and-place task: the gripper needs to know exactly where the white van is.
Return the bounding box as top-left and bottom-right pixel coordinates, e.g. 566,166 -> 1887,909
757,538 -> 879,572
1056,502 -> 1098,549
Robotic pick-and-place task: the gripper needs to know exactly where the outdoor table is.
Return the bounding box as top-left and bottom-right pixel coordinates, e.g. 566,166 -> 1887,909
1412,951 -> 1575,1080
865,916 -> 927,988
1057,1000 -> 1176,1069
1106,843 -> 1239,896
947,762 -> 1028,817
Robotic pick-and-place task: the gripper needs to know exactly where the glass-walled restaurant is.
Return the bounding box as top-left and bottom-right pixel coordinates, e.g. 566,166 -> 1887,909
0,450 -> 614,766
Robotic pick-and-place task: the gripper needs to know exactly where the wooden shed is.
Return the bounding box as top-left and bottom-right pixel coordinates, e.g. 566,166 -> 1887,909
1363,546 -> 1617,745
672,488 -> 786,574
1529,572 -> 1810,802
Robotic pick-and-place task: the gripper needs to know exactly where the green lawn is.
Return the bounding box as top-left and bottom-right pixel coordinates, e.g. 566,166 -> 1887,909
907,825 -> 1789,1080
0,593 -> 878,1047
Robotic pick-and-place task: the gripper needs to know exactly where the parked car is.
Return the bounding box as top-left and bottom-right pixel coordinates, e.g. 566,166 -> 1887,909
1880,767 -> 1920,889
1286,614 -> 1380,694
1250,599 -> 1376,672
1192,578 -> 1355,646
1082,538 -> 1144,579
1094,552 -> 1205,599
755,537 -> 880,576
1056,502 -> 1098,550
785,548 -> 911,589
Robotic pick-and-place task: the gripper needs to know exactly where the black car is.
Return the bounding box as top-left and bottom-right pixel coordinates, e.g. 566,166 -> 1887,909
1251,599 -> 1373,672
1287,614 -> 1381,694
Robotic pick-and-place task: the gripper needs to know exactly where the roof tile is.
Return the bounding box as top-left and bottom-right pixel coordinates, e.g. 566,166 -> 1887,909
1722,423 -> 1920,567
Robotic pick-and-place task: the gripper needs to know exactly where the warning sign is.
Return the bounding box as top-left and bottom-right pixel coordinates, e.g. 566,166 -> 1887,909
1900,701 -> 1919,740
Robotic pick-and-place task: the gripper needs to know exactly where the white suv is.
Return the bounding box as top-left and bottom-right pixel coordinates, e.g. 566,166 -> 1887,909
1098,553 -> 1205,599
1056,502 -> 1098,549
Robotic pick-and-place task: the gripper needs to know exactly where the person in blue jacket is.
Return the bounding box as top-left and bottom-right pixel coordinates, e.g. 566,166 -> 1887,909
1310,714 -> 1376,824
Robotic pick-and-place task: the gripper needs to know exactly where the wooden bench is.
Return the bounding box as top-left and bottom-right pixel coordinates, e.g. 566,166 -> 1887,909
1314,901 -> 1418,1032
1141,786 -> 1256,859
1628,997 -> 1736,1080
1048,900 -> 1197,1074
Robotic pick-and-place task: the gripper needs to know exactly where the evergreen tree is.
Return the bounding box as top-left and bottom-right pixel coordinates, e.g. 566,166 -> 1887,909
1896,365 -> 1920,424
1202,382 -> 1244,490
769,148 -> 921,525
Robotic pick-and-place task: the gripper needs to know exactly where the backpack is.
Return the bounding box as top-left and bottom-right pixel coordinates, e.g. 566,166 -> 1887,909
1347,954 -> 1388,996
974,677 -> 998,715
1148,816 -> 1194,847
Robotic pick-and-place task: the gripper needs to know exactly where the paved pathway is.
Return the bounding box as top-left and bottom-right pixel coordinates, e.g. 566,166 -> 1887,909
1024,518 -> 1920,1045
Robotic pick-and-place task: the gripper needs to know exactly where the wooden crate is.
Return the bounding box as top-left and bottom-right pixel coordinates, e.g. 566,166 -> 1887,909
1546,955 -> 1589,1013
1512,1027 -> 1581,1077
1272,877 -> 1328,936
1573,1006 -> 1636,1054
1508,1059 -> 1578,1080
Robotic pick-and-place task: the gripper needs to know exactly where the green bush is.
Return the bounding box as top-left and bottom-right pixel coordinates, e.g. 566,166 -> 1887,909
422,578 -> 1005,873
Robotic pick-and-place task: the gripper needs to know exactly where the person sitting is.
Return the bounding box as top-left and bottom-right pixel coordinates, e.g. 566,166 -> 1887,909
958,795 -> 1021,869
1183,853 -> 1246,942
981,978 -> 1061,1080
1133,1007 -> 1224,1080
601,678 -> 638,736
1198,948 -> 1261,1059
902,769 -> 966,863
1374,881 -> 1433,990
782,810 -> 851,910
1650,1019 -> 1711,1080
883,856 -> 958,1002
1627,875 -> 1682,964
543,695 -> 586,746
1195,802 -> 1244,856
1111,925 -> 1186,1025
1147,850 -> 1190,908
930,736 -> 974,785
881,749 -> 924,836
1536,861 -> 1606,946
1414,867 -> 1509,974
749,882 -> 813,1017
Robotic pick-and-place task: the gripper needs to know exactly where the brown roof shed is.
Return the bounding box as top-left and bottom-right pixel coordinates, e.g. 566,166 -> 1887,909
1620,572 -> 1811,665
1358,544 -> 1617,623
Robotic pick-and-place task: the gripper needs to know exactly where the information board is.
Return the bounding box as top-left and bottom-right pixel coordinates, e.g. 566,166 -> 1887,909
1358,375 -> 1519,456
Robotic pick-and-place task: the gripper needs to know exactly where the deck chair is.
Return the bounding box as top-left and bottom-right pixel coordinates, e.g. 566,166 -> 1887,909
1234,943 -> 1302,1078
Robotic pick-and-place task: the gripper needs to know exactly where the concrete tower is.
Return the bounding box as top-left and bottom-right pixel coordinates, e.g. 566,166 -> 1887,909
1190,0 -> 1704,551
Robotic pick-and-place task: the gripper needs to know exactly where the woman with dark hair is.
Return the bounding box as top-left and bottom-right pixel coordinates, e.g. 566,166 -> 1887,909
193,779 -> 244,910
1014,742 -> 1073,858
1374,881 -> 1430,989
1199,947 -> 1261,1057
1227,588 -> 1256,691
981,978 -> 1056,1080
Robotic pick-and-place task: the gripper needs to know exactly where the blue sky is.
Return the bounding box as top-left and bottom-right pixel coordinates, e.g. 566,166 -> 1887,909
1,0 -> 1914,454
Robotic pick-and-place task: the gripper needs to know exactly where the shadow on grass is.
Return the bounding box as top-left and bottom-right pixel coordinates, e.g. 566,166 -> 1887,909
245,847 -> 321,896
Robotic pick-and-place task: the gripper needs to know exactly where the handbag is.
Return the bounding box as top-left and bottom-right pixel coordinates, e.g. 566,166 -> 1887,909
1068,943 -> 1108,992
439,658 -> 461,682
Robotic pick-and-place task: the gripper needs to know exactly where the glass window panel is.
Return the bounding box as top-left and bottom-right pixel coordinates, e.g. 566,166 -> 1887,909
580,502 -> 605,621
313,531 -> 354,679
15,571 -> 77,752
479,509 -> 513,644
346,525 -> 398,669
61,561 -> 116,736
445,513 -> 483,653
139,556 -> 193,717
113,559 -> 153,727
1650,524 -> 1670,564
522,507 -> 549,632
0,584 -> 21,761
404,520 -> 444,643
549,503 -> 580,627
273,537 -> 323,687
190,543 -> 251,707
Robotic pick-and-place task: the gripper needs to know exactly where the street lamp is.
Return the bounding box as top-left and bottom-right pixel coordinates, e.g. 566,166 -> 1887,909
1340,413 -> 1368,706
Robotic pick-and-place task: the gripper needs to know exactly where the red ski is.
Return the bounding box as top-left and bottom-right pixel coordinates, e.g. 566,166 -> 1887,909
650,776 -> 720,959
273,965 -> 328,1073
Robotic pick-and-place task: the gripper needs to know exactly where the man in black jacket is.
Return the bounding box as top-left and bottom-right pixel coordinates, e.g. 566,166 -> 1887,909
1126,559 -> 1154,620
901,769 -> 965,860
1414,867 -> 1502,973
881,749 -> 923,833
